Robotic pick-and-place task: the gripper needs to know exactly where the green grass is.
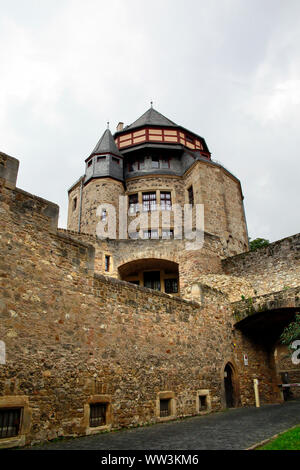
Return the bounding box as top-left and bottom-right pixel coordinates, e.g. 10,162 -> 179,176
257,425 -> 300,450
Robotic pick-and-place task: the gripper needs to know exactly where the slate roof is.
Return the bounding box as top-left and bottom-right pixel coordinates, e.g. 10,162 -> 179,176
90,128 -> 123,157
123,107 -> 178,131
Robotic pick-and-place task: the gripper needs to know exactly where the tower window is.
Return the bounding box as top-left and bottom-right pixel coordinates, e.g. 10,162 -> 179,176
129,194 -> 139,214
112,157 -> 119,165
160,192 -> 172,211
104,255 -> 110,272
161,158 -> 170,169
188,186 -> 194,205
152,157 -> 160,169
101,209 -> 107,222
162,229 -> 174,239
143,229 -> 158,239
88,159 -> 93,167
142,192 -> 156,212
73,197 -> 77,211
97,156 -> 106,162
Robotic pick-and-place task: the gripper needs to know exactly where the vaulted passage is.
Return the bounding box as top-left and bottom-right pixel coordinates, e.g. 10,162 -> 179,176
118,258 -> 179,295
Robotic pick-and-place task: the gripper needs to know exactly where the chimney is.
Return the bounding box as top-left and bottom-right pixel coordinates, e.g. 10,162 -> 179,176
117,122 -> 124,132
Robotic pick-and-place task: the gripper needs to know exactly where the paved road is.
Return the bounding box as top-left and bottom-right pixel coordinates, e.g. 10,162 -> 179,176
29,401 -> 300,450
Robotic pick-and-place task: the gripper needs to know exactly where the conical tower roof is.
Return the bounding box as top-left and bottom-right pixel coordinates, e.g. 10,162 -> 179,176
91,128 -> 123,157
124,107 -> 178,131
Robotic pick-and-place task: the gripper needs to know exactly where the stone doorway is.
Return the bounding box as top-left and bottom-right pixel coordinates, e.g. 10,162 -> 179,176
224,363 -> 235,408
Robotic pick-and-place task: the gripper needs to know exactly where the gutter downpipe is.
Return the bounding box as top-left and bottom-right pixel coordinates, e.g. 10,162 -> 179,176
78,177 -> 84,233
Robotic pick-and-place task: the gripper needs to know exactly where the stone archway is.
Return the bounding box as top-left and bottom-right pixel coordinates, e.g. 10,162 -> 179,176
118,258 -> 179,295
221,360 -> 240,409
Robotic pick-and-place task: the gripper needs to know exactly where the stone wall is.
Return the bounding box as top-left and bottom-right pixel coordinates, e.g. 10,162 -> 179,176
223,234 -> 300,296
0,156 -> 280,447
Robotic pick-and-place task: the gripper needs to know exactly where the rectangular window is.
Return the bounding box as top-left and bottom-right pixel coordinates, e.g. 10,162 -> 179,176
144,271 -> 161,291
165,278 -> 178,294
104,255 -> 110,272
142,192 -> 156,212
160,399 -> 171,417
112,157 -> 119,165
97,156 -> 106,162
143,230 -> 158,239
129,194 -> 139,214
88,159 -> 93,167
128,161 -> 134,172
73,197 -> 77,211
151,157 -> 160,169
162,229 -> 174,239
128,231 -> 139,239
160,192 -> 172,211
0,408 -> 21,438
89,403 -> 107,427
161,158 -> 170,169
188,186 -> 194,205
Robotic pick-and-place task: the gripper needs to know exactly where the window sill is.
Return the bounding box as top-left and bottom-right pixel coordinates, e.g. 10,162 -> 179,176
86,425 -> 111,436
0,434 -> 26,449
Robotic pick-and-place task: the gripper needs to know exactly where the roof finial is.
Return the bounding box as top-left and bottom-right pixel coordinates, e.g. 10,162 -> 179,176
107,121 -> 110,129
150,100 -> 153,108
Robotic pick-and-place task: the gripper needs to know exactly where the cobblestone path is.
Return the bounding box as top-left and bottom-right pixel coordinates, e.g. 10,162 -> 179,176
28,401 -> 300,450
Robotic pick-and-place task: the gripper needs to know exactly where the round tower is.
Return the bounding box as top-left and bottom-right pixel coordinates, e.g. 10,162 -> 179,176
67,127 -> 125,236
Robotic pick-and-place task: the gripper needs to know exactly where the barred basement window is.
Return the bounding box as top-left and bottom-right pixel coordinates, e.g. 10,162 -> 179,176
199,395 -> 208,411
160,399 -> 171,417
89,403 -> 107,427
0,408 -> 21,439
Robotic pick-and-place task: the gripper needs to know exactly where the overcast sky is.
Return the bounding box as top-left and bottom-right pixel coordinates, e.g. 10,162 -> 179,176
1,0 -> 299,242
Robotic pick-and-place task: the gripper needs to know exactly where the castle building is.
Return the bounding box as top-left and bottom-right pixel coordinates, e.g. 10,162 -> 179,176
67,106 -> 249,295
0,107 -> 299,448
